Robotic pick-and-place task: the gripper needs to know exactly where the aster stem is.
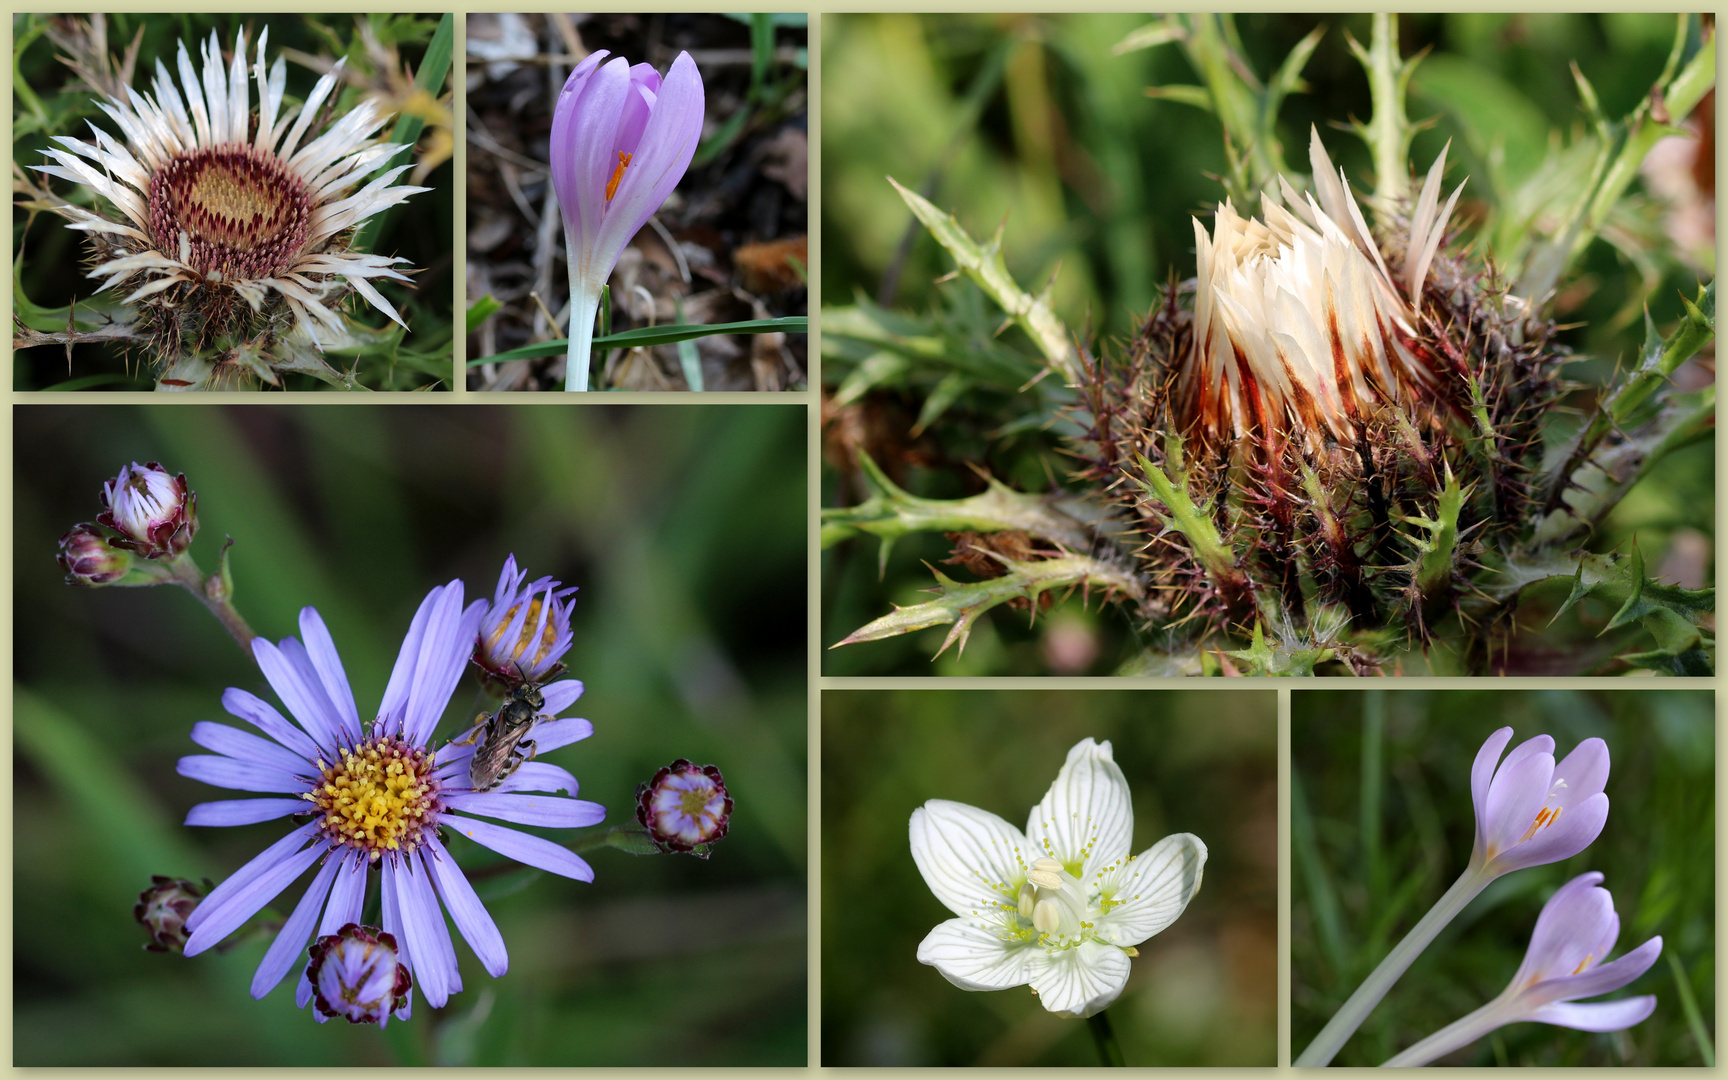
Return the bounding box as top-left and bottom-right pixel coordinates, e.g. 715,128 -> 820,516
1380,997 -> 1510,1066
164,550 -> 257,661
1296,866 -> 1490,1066
1089,1008 -> 1126,1067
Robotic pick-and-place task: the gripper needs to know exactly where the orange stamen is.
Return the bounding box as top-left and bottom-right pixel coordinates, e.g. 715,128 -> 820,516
1571,954 -> 1594,975
1518,804 -> 1563,844
605,152 -> 632,202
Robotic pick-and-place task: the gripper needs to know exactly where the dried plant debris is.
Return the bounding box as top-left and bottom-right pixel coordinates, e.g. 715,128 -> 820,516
465,13 -> 808,391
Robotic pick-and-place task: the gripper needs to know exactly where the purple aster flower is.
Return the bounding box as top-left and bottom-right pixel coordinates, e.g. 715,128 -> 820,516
1469,727 -> 1610,877
176,580 -> 604,1019
1384,872 -> 1662,1065
474,554 -> 577,687
550,49 -> 704,390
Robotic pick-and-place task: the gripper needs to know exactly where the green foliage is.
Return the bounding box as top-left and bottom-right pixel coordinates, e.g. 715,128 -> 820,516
15,405 -> 806,1064
1294,690 -> 1715,1066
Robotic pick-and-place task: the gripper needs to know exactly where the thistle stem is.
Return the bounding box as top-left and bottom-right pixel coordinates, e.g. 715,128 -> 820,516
1296,866 -> 1490,1066
165,552 -> 257,661
1089,1008 -> 1126,1067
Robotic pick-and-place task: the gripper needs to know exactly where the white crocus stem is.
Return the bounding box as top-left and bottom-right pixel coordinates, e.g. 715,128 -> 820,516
565,280 -> 601,392
1296,866 -> 1491,1067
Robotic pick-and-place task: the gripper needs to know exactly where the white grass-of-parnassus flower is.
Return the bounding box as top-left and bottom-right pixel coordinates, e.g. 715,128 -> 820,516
909,738 -> 1206,1018
1178,126 -> 1464,449
34,27 -> 429,359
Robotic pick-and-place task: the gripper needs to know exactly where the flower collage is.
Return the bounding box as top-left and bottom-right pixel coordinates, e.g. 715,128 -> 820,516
8,8 -> 1716,1072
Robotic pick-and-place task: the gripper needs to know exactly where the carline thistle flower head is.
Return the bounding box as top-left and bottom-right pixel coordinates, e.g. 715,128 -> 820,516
175,579 -> 603,1018
34,27 -> 429,364
1076,126 -> 1562,645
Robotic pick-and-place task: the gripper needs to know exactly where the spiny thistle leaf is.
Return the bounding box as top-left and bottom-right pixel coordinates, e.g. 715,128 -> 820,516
886,176 -> 1081,383
831,554 -> 1144,658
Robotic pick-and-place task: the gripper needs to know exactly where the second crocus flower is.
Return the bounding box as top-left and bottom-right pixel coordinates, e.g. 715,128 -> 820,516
550,50 -> 704,391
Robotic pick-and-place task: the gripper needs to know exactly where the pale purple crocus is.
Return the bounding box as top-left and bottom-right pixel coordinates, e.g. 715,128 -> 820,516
1298,727 -> 1614,1066
1469,728 -> 1610,877
550,50 -> 704,391
176,580 -> 603,1021
1383,872 -> 1661,1066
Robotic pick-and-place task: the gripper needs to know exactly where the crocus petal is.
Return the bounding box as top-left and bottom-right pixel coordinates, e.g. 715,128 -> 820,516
1027,940 -> 1132,1018
1489,793 -> 1608,875
1551,738 -> 1610,805
911,799 -> 1033,921
591,51 -> 704,277
558,56 -> 634,283
915,918 -> 1040,992
1469,727 -> 1515,847
1510,872 -> 1609,986
1094,832 -> 1207,947
1525,996 -> 1658,1032
1527,937 -> 1664,1005
1023,738 -> 1134,871
1481,749 -> 1555,858
250,854 -> 341,999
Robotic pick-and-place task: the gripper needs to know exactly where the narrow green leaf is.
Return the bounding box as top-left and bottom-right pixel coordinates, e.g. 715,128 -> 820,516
465,294 -> 502,336
466,317 -> 808,365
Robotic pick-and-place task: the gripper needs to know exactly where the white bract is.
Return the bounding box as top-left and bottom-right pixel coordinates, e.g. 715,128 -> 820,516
909,738 -> 1206,1018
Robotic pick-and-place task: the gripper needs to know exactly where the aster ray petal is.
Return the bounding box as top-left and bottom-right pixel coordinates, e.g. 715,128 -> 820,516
425,835 -> 508,977
190,720 -> 316,777
183,824 -> 323,949
387,856 -> 457,1008
296,850 -> 368,1010
528,715 -> 593,754
178,753 -> 307,793
916,917 -> 1041,991
444,815 -> 595,881
1023,738 -> 1134,872
253,633 -> 345,751
1027,939 -> 1133,1018
222,687 -> 321,761
296,607 -> 362,742
250,852 -> 342,999
911,800 -> 1033,921
1094,832 -> 1208,947
492,761 -> 581,795
440,793 -> 605,829
185,797 -> 308,827
540,680 -> 586,714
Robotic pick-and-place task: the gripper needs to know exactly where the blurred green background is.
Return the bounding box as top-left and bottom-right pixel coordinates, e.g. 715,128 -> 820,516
1293,689 -> 1714,1066
13,13 -> 454,390
821,13 -> 1713,674
822,689 -> 1276,1066
14,404 -> 805,1064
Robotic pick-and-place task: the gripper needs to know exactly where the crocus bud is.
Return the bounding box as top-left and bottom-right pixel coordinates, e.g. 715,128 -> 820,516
135,875 -> 205,953
305,923 -> 412,1026
636,759 -> 733,856
98,461 -> 197,558
58,523 -> 132,585
550,50 -> 704,390
474,554 -> 577,688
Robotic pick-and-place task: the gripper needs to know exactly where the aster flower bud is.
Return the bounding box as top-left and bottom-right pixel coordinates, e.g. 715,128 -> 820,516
305,923 -> 412,1026
134,875 -> 206,953
636,759 -> 733,856
97,461 -> 197,559
473,554 -> 577,688
58,523 -> 133,585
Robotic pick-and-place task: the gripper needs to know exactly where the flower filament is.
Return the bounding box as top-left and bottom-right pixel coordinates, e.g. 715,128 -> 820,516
605,152 -> 633,202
